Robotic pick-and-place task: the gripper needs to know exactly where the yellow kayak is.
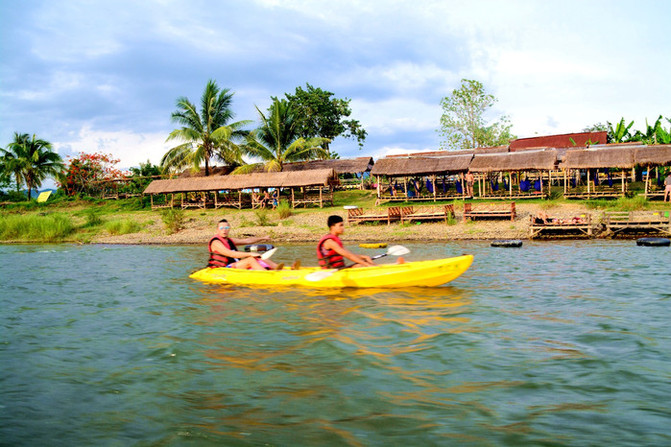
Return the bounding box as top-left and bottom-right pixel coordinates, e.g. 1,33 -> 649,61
189,255 -> 473,288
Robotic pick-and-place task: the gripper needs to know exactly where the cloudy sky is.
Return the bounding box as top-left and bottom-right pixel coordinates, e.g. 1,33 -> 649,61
1,0 -> 670,172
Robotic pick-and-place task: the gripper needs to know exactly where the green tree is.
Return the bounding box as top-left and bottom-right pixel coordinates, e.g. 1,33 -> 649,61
608,118 -> 635,143
438,79 -> 514,150
235,97 -> 328,173
162,80 -> 250,176
631,116 -> 671,144
285,83 -> 367,155
1,133 -> 64,199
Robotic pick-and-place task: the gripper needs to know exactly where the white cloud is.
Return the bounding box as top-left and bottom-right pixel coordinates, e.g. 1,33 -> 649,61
53,126 -> 170,170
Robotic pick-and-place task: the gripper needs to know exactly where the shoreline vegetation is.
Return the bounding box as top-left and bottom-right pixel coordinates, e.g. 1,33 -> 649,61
1,190 -> 669,245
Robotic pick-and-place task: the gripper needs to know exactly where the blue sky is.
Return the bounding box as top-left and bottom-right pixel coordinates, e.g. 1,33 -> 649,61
1,0 -> 670,173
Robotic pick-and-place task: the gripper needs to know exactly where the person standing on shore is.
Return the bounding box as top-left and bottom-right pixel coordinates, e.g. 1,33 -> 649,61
316,215 -> 375,269
664,173 -> 671,202
208,219 -> 282,270
465,171 -> 475,197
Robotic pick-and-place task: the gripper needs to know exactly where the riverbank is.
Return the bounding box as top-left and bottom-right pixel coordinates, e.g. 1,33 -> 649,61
91,202 -> 596,244
3,195 -> 669,245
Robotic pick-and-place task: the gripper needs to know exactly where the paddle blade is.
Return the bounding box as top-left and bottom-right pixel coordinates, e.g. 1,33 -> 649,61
305,269 -> 337,282
260,247 -> 278,260
387,245 -> 410,256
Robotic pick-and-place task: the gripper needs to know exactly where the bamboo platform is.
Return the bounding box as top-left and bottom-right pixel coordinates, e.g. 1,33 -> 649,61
529,214 -> 597,239
604,211 -> 671,236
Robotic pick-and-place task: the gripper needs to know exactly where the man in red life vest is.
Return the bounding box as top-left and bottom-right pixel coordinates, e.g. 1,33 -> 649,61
317,215 -> 376,269
208,218 -> 282,270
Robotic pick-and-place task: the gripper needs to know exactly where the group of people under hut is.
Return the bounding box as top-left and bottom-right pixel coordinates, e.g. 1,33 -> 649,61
251,189 -> 279,209
206,215 -> 404,271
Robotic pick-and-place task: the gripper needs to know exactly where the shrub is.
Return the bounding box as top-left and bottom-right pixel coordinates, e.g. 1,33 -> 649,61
254,209 -> 274,226
83,208 -> 103,227
276,200 -> 292,219
161,209 -> 184,234
106,219 -> 142,235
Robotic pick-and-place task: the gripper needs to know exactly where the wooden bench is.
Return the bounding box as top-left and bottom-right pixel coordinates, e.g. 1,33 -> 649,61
604,211 -> 671,236
463,202 -> 516,222
348,206 -> 402,225
529,214 -> 596,238
401,205 -> 455,223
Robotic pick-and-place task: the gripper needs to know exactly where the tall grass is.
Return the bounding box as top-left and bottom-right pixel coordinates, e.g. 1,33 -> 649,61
586,196 -> 649,211
105,219 -> 142,235
161,209 -> 184,234
0,214 -> 76,242
276,200 -> 292,219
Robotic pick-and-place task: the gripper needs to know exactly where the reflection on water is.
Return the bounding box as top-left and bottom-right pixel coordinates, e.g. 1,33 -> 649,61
1,241 -> 670,446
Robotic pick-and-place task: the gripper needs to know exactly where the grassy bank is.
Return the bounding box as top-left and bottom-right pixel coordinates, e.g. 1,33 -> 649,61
1,191 -> 670,244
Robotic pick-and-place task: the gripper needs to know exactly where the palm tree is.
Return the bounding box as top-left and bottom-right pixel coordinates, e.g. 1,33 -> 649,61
162,80 -> 250,176
1,133 -> 64,199
234,97 -> 328,173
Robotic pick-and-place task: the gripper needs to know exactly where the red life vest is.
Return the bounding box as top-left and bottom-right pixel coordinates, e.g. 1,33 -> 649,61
316,234 -> 345,269
208,236 -> 238,268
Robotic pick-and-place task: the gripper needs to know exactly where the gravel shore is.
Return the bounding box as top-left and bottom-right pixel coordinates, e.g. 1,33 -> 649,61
92,202 -> 597,245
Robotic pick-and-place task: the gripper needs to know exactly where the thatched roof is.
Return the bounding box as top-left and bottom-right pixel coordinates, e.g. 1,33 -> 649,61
635,145 -> 671,167
280,157 -> 373,174
370,154 -> 473,176
178,166 -> 235,177
144,169 -> 338,194
469,150 -> 558,173
561,147 -> 637,169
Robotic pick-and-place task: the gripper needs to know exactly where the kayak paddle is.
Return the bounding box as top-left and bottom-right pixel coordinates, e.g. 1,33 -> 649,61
305,245 -> 410,282
259,247 -> 278,260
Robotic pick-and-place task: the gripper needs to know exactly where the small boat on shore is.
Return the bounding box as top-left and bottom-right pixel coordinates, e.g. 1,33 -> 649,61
190,255 -> 473,288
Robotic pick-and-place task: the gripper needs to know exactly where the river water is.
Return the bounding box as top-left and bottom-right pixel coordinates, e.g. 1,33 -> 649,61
1,241 -> 670,446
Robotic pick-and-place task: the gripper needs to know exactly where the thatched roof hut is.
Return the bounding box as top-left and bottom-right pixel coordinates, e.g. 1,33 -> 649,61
635,145 -> 671,167
370,154 -> 473,176
279,157 -> 373,174
561,147 -> 637,169
177,166 -> 235,177
144,169 -> 338,194
469,150 -> 558,173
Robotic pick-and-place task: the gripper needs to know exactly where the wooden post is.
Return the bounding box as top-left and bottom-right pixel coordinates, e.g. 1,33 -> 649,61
564,169 -> 567,195
509,172 -> 513,197
319,186 -> 323,208
376,175 -> 380,199
622,169 -> 626,195
291,188 -> 295,208
432,175 -> 437,202
644,165 -> 650,198
587,170 -> 591,196
403,177 -> 408,199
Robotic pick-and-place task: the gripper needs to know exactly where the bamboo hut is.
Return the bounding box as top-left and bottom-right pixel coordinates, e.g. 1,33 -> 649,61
635,145 -> 671,199
468,150 -> 558,199
143,169 -> 339,209
560,146 -> 637,199
370,154 -> 473,202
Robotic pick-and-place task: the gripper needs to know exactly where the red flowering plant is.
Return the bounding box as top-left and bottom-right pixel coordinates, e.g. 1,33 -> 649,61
58,152 -> 127,197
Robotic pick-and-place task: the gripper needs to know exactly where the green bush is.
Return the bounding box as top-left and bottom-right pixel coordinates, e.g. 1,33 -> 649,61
254,209 -> 275,226
161,209 -> 184,234
105,219 -> 142,235
276,200 -> 292,219
83,208 -> 104,227
0,213 -> 76,242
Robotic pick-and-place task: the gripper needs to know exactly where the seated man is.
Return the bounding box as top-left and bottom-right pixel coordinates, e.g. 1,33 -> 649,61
317,215 -> 376,269
208,219 -> 282,270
